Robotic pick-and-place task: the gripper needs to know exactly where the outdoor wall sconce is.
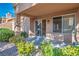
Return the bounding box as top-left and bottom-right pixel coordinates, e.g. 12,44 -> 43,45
47,19 -> 50,23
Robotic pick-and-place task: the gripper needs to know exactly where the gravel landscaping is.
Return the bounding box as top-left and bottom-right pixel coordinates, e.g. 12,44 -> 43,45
0,42 -> 18,56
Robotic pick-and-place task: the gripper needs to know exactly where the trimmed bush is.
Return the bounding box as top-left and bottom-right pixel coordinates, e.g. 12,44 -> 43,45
0,28 -> 14,42
20,32 -> 28,38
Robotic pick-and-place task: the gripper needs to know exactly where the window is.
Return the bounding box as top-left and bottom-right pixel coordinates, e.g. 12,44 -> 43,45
53,17 -> 62,33
53,14 -> 75,33
63,15 -> 75,33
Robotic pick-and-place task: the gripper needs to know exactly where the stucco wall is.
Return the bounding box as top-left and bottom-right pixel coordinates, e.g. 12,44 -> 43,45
0,21 -> 13,30
16,3 -> 36,14
29,17 -> 35,36
21,16 -> 36,36
46,17 -> 53,38
22,16 -> 30,34
76,9 -> 79,42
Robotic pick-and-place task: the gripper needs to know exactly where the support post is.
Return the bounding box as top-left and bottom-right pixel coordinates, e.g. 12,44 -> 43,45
15,15 -> 21,35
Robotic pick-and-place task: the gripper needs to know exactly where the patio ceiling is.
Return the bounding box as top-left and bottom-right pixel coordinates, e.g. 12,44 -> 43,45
19,3 -> 79,17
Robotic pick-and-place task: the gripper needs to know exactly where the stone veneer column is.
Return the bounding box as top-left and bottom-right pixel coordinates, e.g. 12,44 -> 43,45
15,15 -> 21,35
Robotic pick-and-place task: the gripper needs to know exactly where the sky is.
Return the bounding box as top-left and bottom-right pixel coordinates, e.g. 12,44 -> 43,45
0,3 -> 15,18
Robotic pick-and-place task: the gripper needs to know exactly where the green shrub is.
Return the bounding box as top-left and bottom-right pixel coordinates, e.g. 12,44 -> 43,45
0,28 -> 14,42
9,34 -> 35,56
9,35 -> 79,56
16,41 -> 35,56
53,48 -> 62,56
40,40 -> 79,56
61,45 -> 79,56
40,40 -> 54,56
53,45 -> 79,56
16,41 -> 26,56
9,35 -> 25,44
20,32 -> 28,38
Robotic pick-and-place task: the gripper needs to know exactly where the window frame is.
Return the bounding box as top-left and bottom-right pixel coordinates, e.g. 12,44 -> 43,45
52,13 -> 76,34
53,16 -> 62,33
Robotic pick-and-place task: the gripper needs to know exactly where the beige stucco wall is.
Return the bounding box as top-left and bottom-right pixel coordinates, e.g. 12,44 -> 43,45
16,3 -> 37,14
20,16 -> 36,36
21,16 -> 30,34
0,21 -> 13,30
76,9 -> 79,42
29,17 -> 35,36
46,17 -> 53,38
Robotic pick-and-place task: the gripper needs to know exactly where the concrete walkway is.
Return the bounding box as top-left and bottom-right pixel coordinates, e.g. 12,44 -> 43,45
0,42 -> 18,56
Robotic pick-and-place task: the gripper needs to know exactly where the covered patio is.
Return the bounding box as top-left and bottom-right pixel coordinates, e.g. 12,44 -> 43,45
15,3 -> 79,46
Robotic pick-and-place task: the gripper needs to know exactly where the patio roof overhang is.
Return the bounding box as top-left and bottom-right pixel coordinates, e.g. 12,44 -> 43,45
18,3 -> 79,17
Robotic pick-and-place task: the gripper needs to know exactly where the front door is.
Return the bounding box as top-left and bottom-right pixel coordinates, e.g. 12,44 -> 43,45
42,20 -> 46,36
35,20 -> 41,36
35,19 -> 46,36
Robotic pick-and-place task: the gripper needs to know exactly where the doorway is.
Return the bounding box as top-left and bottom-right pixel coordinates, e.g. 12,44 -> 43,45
35,19 -> 46,36
35,20 -> 41,36
42,19 -> 46,36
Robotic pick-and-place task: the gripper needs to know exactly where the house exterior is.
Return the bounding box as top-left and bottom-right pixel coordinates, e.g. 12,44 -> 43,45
0,12 -> 15,31
14,3 -> 79,44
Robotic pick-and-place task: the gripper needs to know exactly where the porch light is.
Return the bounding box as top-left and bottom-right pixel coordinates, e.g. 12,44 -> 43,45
47,19 -> 50,23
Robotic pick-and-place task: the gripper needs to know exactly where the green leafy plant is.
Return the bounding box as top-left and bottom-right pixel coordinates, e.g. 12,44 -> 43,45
16,41 -> 35,56
61,45 -> 79,56
53,48 -> 62,56
40,40 -> 79,56
20,32 -> 28,38
9,34 -> 35,56
16,41 -> 26,56
40,40 -> 54,56
0,28 -> 14,42
9,35 -> 25,44
9,35 -> 79,56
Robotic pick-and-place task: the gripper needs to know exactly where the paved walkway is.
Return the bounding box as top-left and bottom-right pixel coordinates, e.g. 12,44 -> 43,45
0,42 -> 18,56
